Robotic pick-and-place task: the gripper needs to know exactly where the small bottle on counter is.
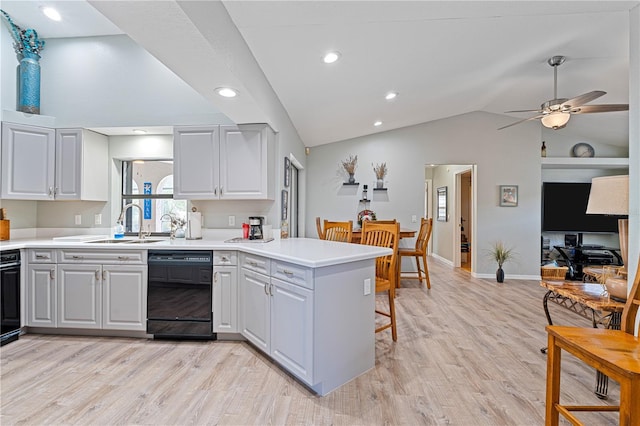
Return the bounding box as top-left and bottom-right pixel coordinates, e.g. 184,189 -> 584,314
113,221 -> 125,239
541,141 -> 547,157
280,220 -> 289,239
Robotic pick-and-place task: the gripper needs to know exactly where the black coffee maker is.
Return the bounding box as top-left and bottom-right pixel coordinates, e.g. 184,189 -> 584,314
248,216 -> 263,240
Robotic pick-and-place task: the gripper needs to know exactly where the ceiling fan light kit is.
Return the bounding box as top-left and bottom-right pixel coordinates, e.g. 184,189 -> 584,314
498,55 -> 629,131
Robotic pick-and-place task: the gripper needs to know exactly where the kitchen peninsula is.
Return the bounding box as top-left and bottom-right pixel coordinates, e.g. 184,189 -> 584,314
0,237 -> 391,396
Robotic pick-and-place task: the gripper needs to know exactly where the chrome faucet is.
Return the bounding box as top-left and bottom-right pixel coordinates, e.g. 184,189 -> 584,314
118,203 -> 146,239
160,213 -> 177,239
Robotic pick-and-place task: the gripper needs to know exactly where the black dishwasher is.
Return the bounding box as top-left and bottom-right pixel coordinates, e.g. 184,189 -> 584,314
1,250 -> 21,346
147,250 -> 215,340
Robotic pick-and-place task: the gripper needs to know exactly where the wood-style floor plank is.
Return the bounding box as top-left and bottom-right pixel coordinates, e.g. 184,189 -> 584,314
1,258 -> 620,425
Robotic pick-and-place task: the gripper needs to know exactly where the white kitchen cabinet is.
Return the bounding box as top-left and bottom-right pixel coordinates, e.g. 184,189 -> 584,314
57,264 -> 102,329
213,251 -> 238,333
102,265 -> 147,331
173,124 -> 275,200
239,267 -> 270,352
1,122 -> 55,200
0,123 -> 108,200
239,254 -> 314,385
26,264 -> 57,327
270,276 -> 314,384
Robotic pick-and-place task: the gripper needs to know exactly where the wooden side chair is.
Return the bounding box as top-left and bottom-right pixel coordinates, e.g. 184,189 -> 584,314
315,217 -> 324,239
545,257 -> 640,425
360,221 -> 400,341
398,218 -> 433,289
322,220 -> 353,243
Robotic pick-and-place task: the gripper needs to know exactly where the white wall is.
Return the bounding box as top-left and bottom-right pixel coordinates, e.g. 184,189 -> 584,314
307,111 -> 542,278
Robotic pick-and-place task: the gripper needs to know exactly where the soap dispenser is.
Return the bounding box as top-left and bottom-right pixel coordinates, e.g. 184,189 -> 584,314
113,221 -> 125,239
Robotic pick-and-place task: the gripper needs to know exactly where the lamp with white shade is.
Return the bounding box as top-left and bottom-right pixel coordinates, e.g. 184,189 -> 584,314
586,175 -> 629,300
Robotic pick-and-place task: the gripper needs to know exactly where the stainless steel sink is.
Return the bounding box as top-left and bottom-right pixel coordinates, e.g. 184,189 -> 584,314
85,239 -> 164,244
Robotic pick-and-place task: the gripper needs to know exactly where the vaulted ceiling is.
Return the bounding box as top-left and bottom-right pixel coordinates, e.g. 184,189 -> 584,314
1,1 -> 636,148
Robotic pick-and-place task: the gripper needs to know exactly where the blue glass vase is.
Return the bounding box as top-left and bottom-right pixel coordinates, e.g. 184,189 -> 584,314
19,52 -> 41,114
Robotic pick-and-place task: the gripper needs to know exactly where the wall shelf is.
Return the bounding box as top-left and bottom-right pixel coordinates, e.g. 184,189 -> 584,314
373,188 -> 387,191
541,157 -> 629,170
343,182 -> 359,186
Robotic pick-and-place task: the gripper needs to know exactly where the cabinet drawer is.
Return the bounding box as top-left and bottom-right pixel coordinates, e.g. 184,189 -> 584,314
271,260 -> 313,290
214,250 -> 237,266
240,253 -> 270,275
58,250 -> 146,264
28,249 -> 57,263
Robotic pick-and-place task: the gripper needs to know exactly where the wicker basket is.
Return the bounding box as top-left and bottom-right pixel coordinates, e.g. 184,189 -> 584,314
540,266 -> 568,280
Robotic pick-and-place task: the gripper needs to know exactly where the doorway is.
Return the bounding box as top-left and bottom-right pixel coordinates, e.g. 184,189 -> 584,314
456,169 -> 473,272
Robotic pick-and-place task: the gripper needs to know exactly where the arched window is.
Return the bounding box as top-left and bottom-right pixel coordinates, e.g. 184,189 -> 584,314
155,175 -> 186,232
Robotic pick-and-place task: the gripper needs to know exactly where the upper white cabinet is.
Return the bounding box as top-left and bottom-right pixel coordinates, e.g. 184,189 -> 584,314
174,124 -> 275,200
1,123 -> 108,200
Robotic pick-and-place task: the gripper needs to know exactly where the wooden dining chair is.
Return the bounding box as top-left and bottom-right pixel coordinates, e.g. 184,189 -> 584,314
398,218 -> 433,289
315,217 -> 324,239
360,221 -> 400,341
545,256 -> 640,426
322,220 -> 353,243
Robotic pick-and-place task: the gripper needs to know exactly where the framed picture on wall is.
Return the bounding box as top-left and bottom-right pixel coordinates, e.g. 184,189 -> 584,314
281,189 -> 288,220
500,185 -> 518,207
437,186 -> 447,221
284,157 -> 291,188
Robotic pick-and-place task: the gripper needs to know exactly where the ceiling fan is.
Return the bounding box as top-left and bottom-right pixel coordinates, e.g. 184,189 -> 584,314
498,55 -> 629,130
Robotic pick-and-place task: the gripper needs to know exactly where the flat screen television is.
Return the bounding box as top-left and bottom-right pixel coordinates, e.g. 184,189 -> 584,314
542,182 -> 624,233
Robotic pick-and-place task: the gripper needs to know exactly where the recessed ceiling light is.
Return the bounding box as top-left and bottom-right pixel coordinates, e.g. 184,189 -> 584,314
133,129 -> 147,134
374,121 -> 382,127
216,87 -> 238,98
385,92 -> 398,100
323,51 -> 341,64
41,7 -> 61,21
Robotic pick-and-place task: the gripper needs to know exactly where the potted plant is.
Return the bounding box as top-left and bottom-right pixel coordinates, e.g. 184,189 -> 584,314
372,162 -> 387,188
487,241 -> 516,283
342,155 -> 358,184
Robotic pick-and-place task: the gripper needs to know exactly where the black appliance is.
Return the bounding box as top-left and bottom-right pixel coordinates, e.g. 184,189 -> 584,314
147,250 -> 215,340
248,216 -> 263,240
1,250 -> 21,346
542,182 -> 624,233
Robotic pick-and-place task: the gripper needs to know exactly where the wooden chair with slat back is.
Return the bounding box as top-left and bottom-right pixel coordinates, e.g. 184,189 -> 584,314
360,221 -> 400,341
315,217 -> 324,239
545,256 -> 640,426
374,219 -> 397,224
322,220 -> 353,243
398,218 -> 433,289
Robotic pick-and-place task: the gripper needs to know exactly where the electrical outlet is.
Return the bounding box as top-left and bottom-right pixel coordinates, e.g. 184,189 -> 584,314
94,214 -> 102,225
363,278 -> 371,295
228,215 -> 235,226
411,215 -> 417,223
75,215 -> 82,225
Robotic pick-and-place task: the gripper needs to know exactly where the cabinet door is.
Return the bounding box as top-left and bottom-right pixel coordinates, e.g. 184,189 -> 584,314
270,277 -> 314,385
220,124 -> 273,200
57,264 -> 101,329
27,264 -> 57,327
102,265 -> 147,331
174,126 -> 220,199
54,129 -> 82,200
1,122 -> 55,200
213,265 -> 238,333
239,268 -> 270,352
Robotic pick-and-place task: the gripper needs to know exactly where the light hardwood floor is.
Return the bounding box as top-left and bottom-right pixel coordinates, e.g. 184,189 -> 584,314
1,259 -> 620,425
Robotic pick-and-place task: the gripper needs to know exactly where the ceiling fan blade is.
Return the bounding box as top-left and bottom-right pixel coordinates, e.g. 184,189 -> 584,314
504,108 -> 543,114
571,104 -> 629,114
498,114 -> 545,130
561,90 -> 606,108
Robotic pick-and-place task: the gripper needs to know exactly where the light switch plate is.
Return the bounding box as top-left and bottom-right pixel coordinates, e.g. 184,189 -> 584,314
228,215 -> 235,226
74,215 -> 81,225
94,214 -> 102,225
411,215 -> 417,223
364,278 -> 371,295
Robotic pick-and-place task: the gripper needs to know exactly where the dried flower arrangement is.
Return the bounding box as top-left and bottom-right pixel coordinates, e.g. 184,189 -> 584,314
373,163 -> 387,179
341,155 -> 358,174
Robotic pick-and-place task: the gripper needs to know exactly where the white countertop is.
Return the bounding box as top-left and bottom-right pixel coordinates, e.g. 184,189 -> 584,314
0,237 -> 391,268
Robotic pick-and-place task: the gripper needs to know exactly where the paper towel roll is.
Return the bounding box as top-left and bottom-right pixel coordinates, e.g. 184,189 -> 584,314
187,212 -> 202,239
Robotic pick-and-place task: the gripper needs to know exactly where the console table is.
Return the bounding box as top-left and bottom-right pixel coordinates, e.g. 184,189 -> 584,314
540,280 -> 625,399
553,246 -> 623,280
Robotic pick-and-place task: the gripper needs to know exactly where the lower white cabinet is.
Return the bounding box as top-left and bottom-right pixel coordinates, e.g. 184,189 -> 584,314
26,249 -> 147,332
26,264 -> 57,327
212,251 -> 238,333
239,254 -> 314,385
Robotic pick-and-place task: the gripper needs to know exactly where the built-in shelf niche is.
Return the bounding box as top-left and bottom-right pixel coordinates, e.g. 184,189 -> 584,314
541,157 -> 629,169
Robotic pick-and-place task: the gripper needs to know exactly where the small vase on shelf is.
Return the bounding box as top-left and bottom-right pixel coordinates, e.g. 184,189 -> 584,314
348,173 -> 355,184
541,141 -> 547,157
376,178 -> 384,189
